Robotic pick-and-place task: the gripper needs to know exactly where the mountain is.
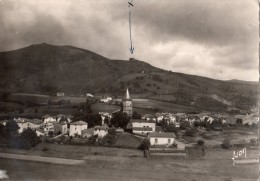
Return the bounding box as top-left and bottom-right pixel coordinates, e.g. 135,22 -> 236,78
0,43 -> 258,112
227,79 -> 258,85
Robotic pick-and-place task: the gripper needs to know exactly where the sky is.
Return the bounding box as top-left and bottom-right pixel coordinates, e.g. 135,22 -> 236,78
0,0 -> 258,81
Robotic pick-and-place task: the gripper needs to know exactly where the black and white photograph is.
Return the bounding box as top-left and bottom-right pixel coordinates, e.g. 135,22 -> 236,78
0,0 -> 259,180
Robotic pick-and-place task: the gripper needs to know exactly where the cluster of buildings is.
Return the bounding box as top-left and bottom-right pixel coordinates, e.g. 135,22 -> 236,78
0,89 -> 258,148
0,114 -> 109,139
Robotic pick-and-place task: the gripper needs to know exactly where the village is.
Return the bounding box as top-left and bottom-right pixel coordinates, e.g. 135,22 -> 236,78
0,89 -> 259,159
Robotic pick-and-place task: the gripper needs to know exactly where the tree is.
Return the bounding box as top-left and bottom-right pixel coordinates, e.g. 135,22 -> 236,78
132,111 -> 141,119
221,138 -> 231,149
197,140 -> 204,146
48,131 -> 54,137
0,124 -> 6,140
180,121 -> 190,130
5,120 -> 19,138
21,128 -> 40,147
103,128 -> 117,145
110,112 -> 130,129
138,138 -> 151,158
236,119 -> 243,125
86,114 -> 102,128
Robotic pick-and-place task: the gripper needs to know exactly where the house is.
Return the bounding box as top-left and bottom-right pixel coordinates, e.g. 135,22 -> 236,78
0,120 -> 8,126
57,92 -> 65,97
100,97 -> 113,103
93,125 -> 108,138
141,114 -> 156,121
35,128 -> 45,137
148,132 -> 176,146
131,119 -> 156,135
82,128 -> 95,138
200,115 -> 215,124
132,127 -> 153,135
15,118 -> 42,133
43,115 -> 56,124
56,114 -> 72,123
42,121 -> 57,134
69,121 -> 88,137
54,121 -> 68,134
187,116 -> 200,124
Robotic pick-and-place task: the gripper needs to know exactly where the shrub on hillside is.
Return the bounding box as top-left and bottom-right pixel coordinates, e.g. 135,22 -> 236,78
102,128 -> 117,145
184,128 -> 197,137
221,138 -> 231,149
250,138 -> 258,146
88,134 -> 98,144
197,140 -> 204,146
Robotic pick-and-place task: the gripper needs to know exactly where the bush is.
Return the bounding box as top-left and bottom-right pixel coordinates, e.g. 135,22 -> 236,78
88,134 -> 98,144
185,128 -> 197,137
250,138 -> 258,146
221,138 -> 231,149
197,140 -> 204,146
21,128 -> 40,148
42,146 -> 48,151
180,121 -> 191,130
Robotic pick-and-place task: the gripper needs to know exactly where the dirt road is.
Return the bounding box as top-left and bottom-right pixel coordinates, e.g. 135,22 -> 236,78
0,152 -> 84,165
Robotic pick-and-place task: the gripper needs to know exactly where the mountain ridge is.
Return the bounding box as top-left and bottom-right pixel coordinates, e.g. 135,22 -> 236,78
0,43 -> 258,112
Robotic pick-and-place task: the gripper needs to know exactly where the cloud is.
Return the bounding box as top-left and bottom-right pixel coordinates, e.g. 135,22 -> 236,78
0,0 -> 258,81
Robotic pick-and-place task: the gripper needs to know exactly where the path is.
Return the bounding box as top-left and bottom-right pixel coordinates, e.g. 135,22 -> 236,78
0,152 -> 84,165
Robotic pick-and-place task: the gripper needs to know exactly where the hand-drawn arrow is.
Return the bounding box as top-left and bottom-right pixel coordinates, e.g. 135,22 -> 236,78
129,11 -> 134,54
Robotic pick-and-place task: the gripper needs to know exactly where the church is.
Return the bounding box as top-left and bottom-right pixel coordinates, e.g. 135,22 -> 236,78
123,88 -> 133,117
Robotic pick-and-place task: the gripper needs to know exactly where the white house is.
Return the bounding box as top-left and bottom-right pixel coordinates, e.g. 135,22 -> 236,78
200,115 -> 214,124
15,118 -> 42,133
141,114 -> 156,121
57,92 -> 65,97
100,97 -> 112,103
149,132 -> 176,146
43,115 -> 56,124
69,121 -> 88,137
0,120 -> 8,126
131,119 -> 156,135
35,128 -> 45,137
93,125 -> 108,138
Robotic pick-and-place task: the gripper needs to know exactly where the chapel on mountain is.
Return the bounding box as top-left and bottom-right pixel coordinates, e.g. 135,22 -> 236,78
123,88 -> 133,117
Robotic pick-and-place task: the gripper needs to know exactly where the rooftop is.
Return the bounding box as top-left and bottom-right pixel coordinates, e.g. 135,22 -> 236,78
70,120 -> 87,125
131,119 -> 156,124
94,125 -> 108,131
148,132 -> 176,138
132,127 -> 153,131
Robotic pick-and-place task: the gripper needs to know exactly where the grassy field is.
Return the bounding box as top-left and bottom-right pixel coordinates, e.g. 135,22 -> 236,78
0,145 -> 259,181
182,127 -> 259,148
92,103 -> 120,113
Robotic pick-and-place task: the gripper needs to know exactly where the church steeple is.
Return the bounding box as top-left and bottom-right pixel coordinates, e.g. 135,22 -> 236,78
126,88 -> 130,99
123,88 -> 133,117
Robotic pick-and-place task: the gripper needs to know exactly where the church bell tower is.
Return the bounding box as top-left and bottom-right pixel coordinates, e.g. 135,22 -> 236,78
123,88 -> 133,117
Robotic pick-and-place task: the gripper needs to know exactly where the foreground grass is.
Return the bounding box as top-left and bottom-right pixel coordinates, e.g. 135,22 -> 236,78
0,148 -> 258,181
